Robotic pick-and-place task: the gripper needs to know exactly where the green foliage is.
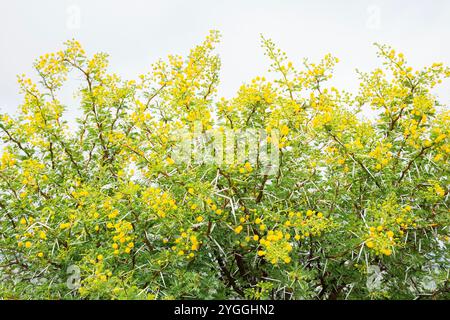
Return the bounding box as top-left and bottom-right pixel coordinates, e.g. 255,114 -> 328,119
0,31 -> 449,299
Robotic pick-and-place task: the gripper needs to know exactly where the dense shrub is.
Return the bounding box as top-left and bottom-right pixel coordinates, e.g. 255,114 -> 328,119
0,31 -> 449,299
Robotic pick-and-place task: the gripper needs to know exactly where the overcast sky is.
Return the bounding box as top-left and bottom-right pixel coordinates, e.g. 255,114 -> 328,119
1,0 -> 449,122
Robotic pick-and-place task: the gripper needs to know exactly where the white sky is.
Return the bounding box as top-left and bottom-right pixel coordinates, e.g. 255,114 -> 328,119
1,0 -> 450,122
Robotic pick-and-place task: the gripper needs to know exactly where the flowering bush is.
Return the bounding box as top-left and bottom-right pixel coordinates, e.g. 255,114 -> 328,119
0,31 -> 449,299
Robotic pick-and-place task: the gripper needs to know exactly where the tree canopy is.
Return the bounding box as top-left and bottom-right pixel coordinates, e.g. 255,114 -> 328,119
1,31 -> 449,299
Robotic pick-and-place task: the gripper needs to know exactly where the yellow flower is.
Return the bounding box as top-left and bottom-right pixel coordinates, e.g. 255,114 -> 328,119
234,225 -> 243,234
435,184 -> 445,197
97,254 -> 104,261
25,241 -> 32,248
37,252 -> 44,258
366,241 -> 374,248
108,209 -> 119,219
188,188 -> 194,195
280,125 -> 289,136
196,216 -> 204,223
60,222 -> 70,230
435,133 -> 446,143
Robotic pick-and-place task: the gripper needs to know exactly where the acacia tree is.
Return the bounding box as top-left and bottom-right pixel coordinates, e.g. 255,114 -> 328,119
0,31 -> 449,299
